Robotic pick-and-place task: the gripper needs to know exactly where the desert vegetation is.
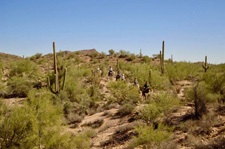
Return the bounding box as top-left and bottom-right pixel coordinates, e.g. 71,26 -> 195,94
0,41 -> 224,148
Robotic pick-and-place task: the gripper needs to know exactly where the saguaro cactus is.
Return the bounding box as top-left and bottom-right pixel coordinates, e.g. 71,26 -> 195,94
47,42 -> 67,94
202,56 -> 209,72
160,41 -> 165,74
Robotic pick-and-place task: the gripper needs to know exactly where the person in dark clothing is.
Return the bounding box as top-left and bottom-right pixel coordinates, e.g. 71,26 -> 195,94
142,81 -> 150,98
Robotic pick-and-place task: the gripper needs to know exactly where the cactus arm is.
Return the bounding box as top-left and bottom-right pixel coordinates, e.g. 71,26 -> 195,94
161,41 -> 165,74
47,76 -> 56,94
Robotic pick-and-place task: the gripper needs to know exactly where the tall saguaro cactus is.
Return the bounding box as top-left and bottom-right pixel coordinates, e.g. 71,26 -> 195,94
47,42 -> 67,94
53,42 -> 59,92
202,56 -> 209,72
160,41 -> 165,74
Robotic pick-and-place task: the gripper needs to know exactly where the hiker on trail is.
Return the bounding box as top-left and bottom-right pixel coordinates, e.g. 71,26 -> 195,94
142,81 -> 150,98
116,71 -> 121,81
121,74 -> 125,81
134,77 -> 138,86
108,66 -> 113,76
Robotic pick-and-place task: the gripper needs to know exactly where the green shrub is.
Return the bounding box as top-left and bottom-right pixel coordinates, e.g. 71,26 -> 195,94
138,92 -> 179,123
108,49 -> 115,55
9,59 -> 42,79
107,81 -> 141,104
99,52 -> 106,59
0,82 -> 7,97
30,53 -> 42,60
90,52 -> 98,58
0,98 -> 7,116
126,54 -> 136,61
166,62 -> 201,83
185,82 -> 208,118
7,76 -> 33,97
129,123 -> 174,148
0,88 -> 92,148
142,56 -> 151,63
119,50 -> 130,58
118,62 -> 171,90
6,59 -> 42,97
0,61 -> 3,79
117,103 -> 136,116
35,53 -> 42,59
67,52 -> 76,59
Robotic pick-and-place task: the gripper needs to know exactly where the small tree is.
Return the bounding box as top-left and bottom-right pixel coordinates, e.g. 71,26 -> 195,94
108,49 -> 115,55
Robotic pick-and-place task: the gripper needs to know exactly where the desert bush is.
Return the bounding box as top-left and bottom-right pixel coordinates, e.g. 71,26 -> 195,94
90,52 -> 98,58
67,52 -> 75,59
35,53 -> 42,59
0,88 -> 92,148
0,98 -> 7,116
0,61 -> 3,79
119,50 -> 130,58
107,81 -> 141,104
0,82 -> 7,97
30,53 -> 42,60
99,52 -> 107,59
108,49 -> 115,55
126,54 -> 136,61
152,53 -> 161,59
202,71 -> 225,94
6,59 -> 42,97
129,123 -> 174,148
64,66 -> 91,102
7,76 -> 33,97
142,56 -> 151,63
117,103 -> 136,116
118,62 -> 171,90
138,92 -> 179,123
185,82 -> 209,118
9,59 -> 42,79
166,62 -> 201,83
37,57 -> 48,65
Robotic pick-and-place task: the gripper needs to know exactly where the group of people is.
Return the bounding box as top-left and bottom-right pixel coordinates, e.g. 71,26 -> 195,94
108,66 -> 125,81
106,66 -> 150,99
95,65 -> 150,99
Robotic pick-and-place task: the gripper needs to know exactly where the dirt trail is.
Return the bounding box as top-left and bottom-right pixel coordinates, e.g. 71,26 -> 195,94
176,80 -> 193,99
64,76 -> 134,148
2,98 -> 26,108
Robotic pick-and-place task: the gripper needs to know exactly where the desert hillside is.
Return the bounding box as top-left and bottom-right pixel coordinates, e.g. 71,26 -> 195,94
0,44 -> 225,149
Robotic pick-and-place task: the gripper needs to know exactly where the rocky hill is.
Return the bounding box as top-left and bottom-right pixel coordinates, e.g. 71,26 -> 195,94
0,49 -> 224,149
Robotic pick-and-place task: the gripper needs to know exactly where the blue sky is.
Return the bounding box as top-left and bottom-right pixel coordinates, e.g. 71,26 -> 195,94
0,0 -> 225,64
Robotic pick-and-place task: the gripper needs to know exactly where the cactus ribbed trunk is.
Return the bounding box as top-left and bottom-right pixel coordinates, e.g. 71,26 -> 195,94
53,42 -> 59,93
161,41 -> 165,74
62,68 -> 67,90
202,56 -> 209,72
47,42 -> 67,94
